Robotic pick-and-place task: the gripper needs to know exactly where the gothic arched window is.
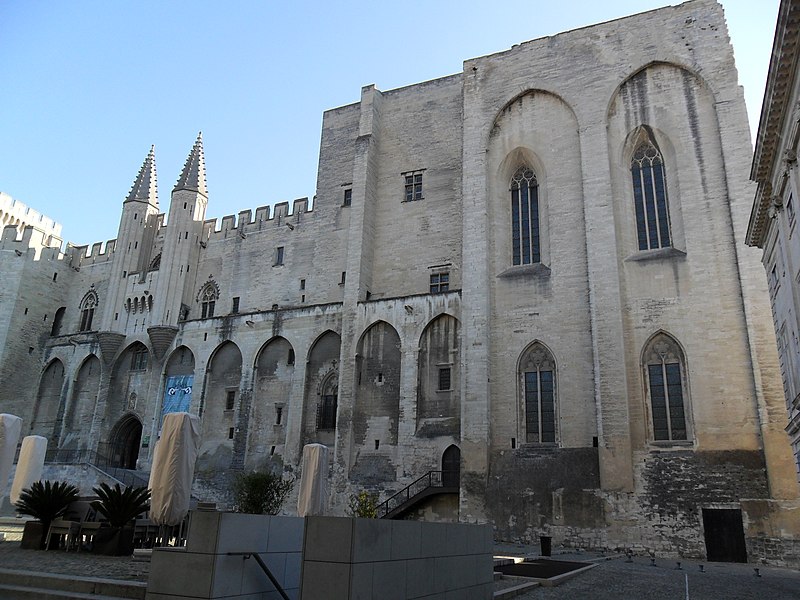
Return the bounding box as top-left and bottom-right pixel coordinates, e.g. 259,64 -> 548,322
79,290 -> 98,332
317,373 -> 338,431
643,333 -> 689,441
511,167 -> 540,265
199,283 -> 218,319
519,342 -> 556,444
631,139 -> 671,250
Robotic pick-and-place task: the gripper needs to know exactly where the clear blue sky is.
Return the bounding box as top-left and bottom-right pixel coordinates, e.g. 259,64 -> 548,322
0,1 -> 779,246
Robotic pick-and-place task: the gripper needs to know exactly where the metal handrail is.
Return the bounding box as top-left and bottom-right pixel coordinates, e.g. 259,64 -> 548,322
227,552 -> 290,600
376,470 -> 458,518
41,446 -> 150,490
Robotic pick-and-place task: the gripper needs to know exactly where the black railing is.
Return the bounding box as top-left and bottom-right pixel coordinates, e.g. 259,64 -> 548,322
45,447 -> 110,467
228,552 -> 290,600
42,446 -> 150,489
376,470 -> 459,519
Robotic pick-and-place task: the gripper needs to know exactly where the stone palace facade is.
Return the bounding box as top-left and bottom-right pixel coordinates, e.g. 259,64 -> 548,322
2,0 -> 799,564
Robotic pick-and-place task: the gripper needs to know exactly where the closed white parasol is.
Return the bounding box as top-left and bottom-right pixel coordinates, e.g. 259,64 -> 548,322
0,414 -> 22,502
296,443 -> 329,517
10,435 -> 47,505
149,412 -> 201,526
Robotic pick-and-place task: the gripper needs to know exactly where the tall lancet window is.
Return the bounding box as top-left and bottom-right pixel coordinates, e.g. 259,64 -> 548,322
511,167 -> 540,265
199,282 -> 219,319
631,139 -> 671,250
519,342 -> 557,444
643,333 -> 689,442
79,290 -> 98,332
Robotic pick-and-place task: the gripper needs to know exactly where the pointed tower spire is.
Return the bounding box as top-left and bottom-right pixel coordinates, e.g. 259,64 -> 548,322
125,145 -> 158,205
173,132 -> 207,197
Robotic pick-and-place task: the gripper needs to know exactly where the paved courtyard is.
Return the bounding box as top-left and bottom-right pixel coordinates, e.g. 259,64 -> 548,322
2,538 -> 800,599
495,544 -> 800,600
0,540 -> 149,582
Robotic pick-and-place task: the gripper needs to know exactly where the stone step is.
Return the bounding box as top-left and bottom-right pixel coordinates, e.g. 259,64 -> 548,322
0,517 -> 32,542
0,582 -> 137,600
0,569 -> 146,599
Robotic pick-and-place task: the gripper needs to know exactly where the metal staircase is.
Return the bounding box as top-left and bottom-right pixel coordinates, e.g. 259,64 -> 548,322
44,447 -> 150,489
376,470 -> 459,519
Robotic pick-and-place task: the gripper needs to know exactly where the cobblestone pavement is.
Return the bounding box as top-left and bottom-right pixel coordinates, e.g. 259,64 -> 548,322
494,545 -> 800,600
0,540 -> 149,582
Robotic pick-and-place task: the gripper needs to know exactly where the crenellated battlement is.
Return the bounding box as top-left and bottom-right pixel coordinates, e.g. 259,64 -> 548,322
0,192 -> 63,239
67,238 -> 117,264
201,197 -> 313,240
0,223 -> 65,260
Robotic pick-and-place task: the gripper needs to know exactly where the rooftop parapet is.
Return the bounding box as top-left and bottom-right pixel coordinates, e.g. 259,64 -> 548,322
201,197 -> 313,240
0,224 -> 65,260
0,192 -> 63,238
67,238 -> 117,264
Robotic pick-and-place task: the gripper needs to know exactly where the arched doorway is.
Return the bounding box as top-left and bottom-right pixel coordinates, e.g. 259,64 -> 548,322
442,445 -> 460,488
108,414 -> 143,469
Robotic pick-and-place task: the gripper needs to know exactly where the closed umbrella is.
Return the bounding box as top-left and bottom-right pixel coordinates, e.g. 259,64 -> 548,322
0,414 -> 22,502
149,412 -> 200,526
10,435 -> 47,505
296,443 -> 328,517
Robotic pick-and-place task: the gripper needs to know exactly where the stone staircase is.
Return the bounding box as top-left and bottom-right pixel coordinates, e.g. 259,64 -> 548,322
0,568 -> 146,600
0,517 -> 31,542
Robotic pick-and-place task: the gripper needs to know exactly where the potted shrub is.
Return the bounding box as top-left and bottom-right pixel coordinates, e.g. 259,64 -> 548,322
232,471 -> 293,515
15,480 -> 80,550
346,490 -> 379,518
90,483 -> 150,556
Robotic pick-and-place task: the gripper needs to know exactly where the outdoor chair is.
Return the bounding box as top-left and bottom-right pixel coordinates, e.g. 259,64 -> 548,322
77,521 -> 103,551
45,519 -> 81,550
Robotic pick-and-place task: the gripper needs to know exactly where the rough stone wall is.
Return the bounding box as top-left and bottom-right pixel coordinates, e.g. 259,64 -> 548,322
487,448 -> 603,544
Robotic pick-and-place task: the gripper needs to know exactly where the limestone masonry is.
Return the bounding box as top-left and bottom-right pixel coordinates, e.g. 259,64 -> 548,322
2,0 -> 799,565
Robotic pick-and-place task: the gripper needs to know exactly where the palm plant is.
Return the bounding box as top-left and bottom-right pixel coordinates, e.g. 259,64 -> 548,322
91,483 -> 150,528
15,480 -> 80,549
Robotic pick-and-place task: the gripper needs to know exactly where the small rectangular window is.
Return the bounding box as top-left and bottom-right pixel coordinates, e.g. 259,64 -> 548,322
343,189 -> 352,207
276,406 -> 283,425
275,246 -> 285,266
131,348 -> 148,371
225,390 -> 236,410
430,272 -> 450,294
288,348 -> 295,365
404,171 -> 424,201
232,297 -> 240,314
228,427 -> 235,439
300,279 -> 306,290
438,367 -> 451,391
340,271 -> 346,285
52,272 -> 57,282
122,271 -> 127,278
